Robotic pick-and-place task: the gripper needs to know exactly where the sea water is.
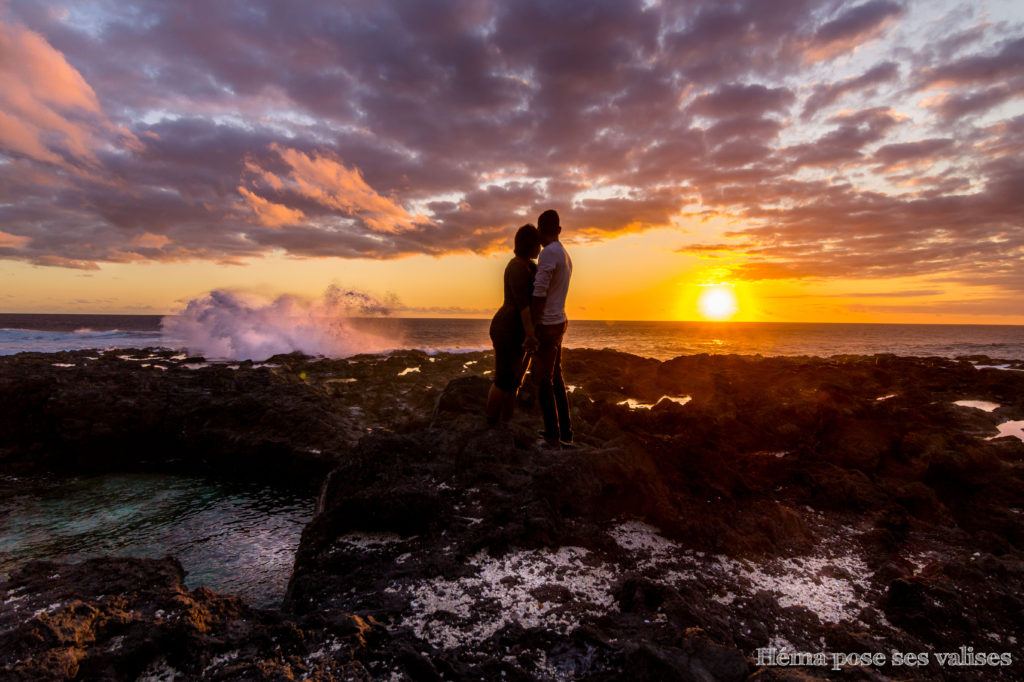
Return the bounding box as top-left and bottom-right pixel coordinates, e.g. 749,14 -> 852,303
1,313 -> 1022,360
0,473 -> 312,609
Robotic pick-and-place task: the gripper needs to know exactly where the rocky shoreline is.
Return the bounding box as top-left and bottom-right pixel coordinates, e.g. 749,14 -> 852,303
2,348 -> 1023,680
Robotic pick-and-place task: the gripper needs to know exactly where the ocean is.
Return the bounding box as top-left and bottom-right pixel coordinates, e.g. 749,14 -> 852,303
1,313 -> 1022,360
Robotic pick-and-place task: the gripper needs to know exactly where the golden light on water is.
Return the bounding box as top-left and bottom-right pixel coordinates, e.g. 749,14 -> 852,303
697,285 -> 739,321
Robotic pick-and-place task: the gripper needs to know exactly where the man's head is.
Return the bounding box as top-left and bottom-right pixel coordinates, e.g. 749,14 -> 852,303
537,209 -> 560,244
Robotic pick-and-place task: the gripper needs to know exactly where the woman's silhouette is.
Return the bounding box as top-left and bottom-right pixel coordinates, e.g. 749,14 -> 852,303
486,224 -> 541,424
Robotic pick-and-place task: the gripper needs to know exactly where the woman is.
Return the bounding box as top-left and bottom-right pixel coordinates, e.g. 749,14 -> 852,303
487,224 -> 541,424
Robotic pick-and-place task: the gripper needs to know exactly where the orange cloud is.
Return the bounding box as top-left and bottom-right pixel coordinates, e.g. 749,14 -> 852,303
266,144 -> 425,233
129,233 -> 173,249
237,186 -> 306,227
0,230 -> 30,248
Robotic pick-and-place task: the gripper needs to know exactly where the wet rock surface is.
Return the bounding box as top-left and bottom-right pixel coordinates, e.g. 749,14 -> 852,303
0,556 -> 377,681
2,348 -> 1024,680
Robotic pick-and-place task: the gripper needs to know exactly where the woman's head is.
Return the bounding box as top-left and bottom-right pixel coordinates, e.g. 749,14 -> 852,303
513,223 -> 541,259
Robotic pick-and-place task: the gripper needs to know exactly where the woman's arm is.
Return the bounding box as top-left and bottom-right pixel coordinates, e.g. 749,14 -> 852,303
520,305 -> 538,352
509,260 -> 539,352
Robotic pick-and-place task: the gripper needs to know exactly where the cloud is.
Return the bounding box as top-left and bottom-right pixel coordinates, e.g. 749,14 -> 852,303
687,83 -> 795,119
802,61 -> 900,118
765,289 -> 945,299
0,21 -> 102,164
926,85 -> 1019,121
872,138 -> 955,172
0,230 -> 30,248
785,107 -> 901,168
251,144 -> 425,234
803,0 -> 905,61
0,0 -> 1020,307
129,232 -> 171,249
237,186 -> 305,228
919,35 -> 1024,89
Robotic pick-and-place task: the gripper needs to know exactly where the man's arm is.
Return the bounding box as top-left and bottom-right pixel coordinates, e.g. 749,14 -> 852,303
532,247 -> 555,324
530,294 -> 546,325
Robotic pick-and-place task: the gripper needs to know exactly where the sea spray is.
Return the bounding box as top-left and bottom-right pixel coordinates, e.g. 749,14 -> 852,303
162,286 -> 399,360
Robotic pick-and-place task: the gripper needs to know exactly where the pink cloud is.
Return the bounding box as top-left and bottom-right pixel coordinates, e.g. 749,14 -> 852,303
0,21 -> 111,165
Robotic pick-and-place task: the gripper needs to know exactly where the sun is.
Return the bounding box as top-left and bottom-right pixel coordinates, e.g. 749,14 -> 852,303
698,285 -> 739,320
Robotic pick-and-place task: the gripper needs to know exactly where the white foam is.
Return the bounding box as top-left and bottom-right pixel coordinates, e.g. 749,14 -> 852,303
988,421 -> 1024,442
137,659 -> 181,682
608,520 -> 678,568
162,286 -> 397,361
390,547 -> 615,650
423,346 -> 489,355
334,531 -> 405,550
617,395 -> 691,409
202,651 -> 240,673
876,394 -> 896,401
954,400 -> 1000,412
721,554 -> 870,623
398,366 -> 421,376
607,519 -> 874,626
51,363 -> 75,368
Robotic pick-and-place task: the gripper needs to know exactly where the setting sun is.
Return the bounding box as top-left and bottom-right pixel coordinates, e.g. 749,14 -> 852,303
698,286 -> 739,321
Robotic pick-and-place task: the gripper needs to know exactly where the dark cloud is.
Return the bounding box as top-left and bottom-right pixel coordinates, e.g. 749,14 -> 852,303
872,138 -> 955,171
785,107 -> 900,168
0,0 -> 1021,304
931,85 -> 1018,121
801,61 -> 899,118
806,0 -> 905,59
688,84 -> 795,119
919,35 -> 1024,88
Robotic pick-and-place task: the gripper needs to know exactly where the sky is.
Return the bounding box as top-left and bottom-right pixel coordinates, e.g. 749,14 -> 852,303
0,0 -> 1022,323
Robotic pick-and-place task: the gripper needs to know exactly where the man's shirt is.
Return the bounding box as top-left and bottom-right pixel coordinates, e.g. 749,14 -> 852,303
533,240 -> 572,325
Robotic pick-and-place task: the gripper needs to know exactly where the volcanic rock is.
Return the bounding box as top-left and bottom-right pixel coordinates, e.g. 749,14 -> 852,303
2,348 -> 1023,679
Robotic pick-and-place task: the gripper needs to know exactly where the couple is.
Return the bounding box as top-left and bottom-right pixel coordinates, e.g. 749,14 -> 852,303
487,209 -> 573,446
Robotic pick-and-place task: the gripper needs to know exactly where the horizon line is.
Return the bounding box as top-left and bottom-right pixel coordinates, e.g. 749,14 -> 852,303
1,312 -> 1022,328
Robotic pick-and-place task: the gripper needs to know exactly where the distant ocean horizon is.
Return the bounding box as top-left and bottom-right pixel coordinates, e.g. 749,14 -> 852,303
1,313 -> 1022,361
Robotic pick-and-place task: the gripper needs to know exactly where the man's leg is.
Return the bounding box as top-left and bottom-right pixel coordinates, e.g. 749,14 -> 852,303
551,341 -> 572,442
532,323 -> 561,441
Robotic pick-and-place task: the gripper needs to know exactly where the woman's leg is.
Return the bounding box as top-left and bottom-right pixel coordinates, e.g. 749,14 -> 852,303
498,351 -> 530,422
486,383 -> 506,424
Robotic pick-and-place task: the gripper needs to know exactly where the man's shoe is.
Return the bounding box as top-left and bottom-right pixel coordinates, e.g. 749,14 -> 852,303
537,430 -> 560,447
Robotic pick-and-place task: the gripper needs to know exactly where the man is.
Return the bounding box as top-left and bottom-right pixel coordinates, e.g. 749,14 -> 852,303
531,209 -> 573,445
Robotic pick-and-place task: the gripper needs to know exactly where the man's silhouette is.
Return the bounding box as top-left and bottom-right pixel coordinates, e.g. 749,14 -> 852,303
531,209 -> 573,445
